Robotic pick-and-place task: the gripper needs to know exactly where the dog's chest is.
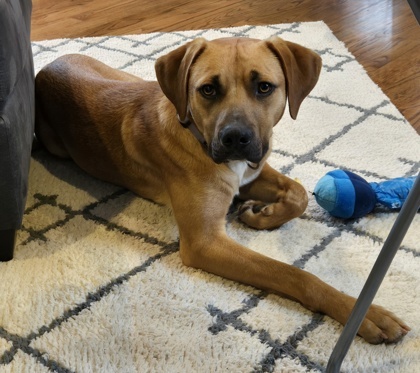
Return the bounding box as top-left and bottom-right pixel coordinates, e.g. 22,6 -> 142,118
227,161 -> 261,189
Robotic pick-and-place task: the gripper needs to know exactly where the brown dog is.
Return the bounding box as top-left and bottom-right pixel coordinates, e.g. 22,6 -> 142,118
35,37 -> 409,344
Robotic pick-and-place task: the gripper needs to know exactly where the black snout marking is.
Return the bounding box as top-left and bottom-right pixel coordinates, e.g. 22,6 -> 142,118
219,125 -> 253,149
211,123 -> 264,164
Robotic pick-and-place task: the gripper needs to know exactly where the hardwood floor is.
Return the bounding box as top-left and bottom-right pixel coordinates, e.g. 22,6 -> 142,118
31,0 -> 420,134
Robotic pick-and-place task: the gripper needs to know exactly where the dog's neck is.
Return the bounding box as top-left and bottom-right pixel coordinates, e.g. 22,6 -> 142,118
176,114 -> 207,148
227,160 -> 263,188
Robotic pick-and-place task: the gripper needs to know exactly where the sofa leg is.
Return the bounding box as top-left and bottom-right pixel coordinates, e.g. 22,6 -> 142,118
0,229 -> 16,261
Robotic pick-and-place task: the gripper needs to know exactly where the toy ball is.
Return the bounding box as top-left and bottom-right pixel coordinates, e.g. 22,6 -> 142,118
313,169 -> 416,219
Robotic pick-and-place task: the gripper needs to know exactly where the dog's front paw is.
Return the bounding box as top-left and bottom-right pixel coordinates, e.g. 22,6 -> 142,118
358,304 -> 410,344
238,200 -> 278,230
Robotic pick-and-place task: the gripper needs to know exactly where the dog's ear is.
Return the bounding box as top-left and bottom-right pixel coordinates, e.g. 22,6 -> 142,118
265,37 -> 322,120
155,38 -> 207,122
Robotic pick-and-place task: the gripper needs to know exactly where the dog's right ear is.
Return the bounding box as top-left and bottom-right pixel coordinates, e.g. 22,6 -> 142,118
155,38 -> 207,122
265,37 -> 322,120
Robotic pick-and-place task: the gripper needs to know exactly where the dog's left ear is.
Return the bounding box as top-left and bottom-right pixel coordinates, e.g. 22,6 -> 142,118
155,38 -> 207,122
265,37 -> 322,120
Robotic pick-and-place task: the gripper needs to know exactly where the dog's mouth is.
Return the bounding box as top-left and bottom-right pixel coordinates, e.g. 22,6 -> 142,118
210,147 -> 265,164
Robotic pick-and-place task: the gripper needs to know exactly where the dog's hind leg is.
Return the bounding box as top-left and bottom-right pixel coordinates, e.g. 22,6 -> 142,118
35,118 -> 70,159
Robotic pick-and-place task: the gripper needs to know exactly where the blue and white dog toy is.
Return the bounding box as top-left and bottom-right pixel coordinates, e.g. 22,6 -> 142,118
313,169 -> 416,219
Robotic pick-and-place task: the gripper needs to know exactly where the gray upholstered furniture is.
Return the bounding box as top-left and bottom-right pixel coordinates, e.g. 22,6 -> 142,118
0,0 -> 35,261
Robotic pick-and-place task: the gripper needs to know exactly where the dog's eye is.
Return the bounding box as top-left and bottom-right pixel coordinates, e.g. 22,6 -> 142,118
257,82 -> 274,96
200,84 -> 216,98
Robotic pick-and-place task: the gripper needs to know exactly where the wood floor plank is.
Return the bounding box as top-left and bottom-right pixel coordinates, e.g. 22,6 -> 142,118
31,0 -> 420,134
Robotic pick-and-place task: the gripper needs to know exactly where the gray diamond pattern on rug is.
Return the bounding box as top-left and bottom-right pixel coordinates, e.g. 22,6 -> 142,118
1,22 -> 419,373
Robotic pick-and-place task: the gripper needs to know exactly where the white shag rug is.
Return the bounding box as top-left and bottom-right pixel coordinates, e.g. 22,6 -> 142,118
1,22 -> 420,373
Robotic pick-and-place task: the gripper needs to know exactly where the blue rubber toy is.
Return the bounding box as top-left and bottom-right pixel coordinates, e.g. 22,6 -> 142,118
313,169 -> 416,219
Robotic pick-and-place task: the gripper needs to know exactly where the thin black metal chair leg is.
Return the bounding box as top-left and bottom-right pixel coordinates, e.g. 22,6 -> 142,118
327,173 -> 420,373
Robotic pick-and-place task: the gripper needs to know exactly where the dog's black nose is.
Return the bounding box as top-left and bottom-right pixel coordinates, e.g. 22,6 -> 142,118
219,125 -> 253,149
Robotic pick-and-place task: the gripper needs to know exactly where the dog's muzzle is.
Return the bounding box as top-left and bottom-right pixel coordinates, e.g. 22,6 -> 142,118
210,124 -> 265,164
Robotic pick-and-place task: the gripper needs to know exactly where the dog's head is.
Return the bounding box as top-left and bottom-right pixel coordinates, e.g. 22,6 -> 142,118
155,37 -> 321,164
